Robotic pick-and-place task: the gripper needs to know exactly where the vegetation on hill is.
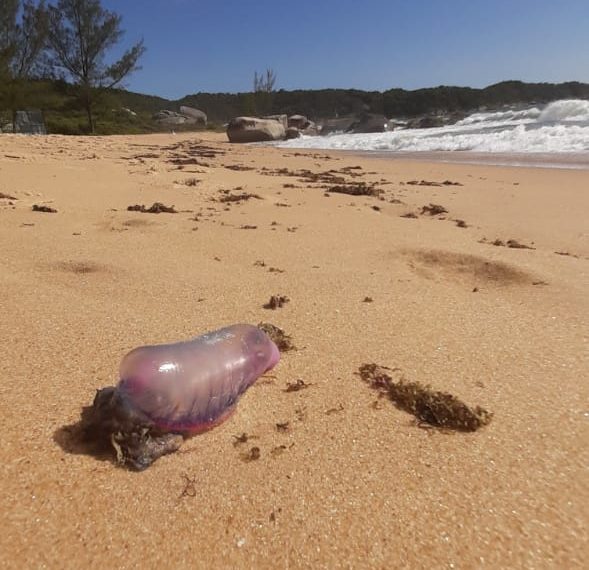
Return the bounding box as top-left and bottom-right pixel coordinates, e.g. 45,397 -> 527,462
2,78 -> 588,135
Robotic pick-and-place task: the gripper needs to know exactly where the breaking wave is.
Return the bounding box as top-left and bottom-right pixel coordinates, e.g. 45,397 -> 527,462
277,99 -> 589,155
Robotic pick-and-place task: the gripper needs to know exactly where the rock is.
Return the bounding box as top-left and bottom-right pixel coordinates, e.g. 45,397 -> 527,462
262,114 -> 288,129
153,110 -> 189,125
285,127 -> 301,139
227,116 -> 286,143
319,117 -> 356,135
406,115 -> 446,129
405,111 -> 467,129
347,113 -> 388,133
288,114 -> 310,129
179,106 -> 207,125
14,110 -> 46,134
153,108 -> 207,127
287,115 -> 318,135
301,121 -> 319,136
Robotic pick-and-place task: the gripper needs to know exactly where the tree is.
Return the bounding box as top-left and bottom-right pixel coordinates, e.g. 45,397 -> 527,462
0,1 -> 48,131
253,68 -> 277,93
0,0 -> 19,80
46,0 -> 145,133
252,68 -> 277,115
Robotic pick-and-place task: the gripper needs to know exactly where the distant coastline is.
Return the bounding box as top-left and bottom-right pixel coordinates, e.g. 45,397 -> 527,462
2,79 -> 589,136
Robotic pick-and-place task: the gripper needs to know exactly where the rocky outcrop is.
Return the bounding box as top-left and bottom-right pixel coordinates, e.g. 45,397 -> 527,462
405,111 -> 467,129
226,116 -> 286,143
285,127 -> 301,140
179,106 -> 207,125
319,117 -> 356,135
288,114 -> 310,129
153,107 -> 207,127
262,114 -> 288,129
347,113 -> 388,133
287,114 -> 319,136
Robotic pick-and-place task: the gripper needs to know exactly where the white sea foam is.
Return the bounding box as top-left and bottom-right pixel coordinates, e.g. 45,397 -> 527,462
276,99 -> 589,155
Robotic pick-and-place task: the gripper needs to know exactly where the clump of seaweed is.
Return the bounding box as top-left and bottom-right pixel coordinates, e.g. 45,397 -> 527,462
358,363 -> 492,431
257,322 -> 296,351
284,379 -> 311,392
326,183 -> 382,197
263,295 -> 290,310
32,204 -> 57,213
127,202 -> 177,214
217,190 -> 261,203
420,203 -> 448,216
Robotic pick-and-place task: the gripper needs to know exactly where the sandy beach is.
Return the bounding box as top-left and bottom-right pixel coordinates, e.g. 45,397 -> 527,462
0,132 -> 587,569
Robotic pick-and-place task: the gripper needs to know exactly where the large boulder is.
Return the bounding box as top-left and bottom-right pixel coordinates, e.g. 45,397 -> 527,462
347,113 -> 388,133
319,117 -> 356,135
179,106 -> 207,125
262,114 -> 288,129
287,114 -> 319,136
14,110 -> 46,134
285,127 -> 301,139
226,116 -> 286,143
288,114 -> 310,129
153,108 -> 207,127
153,110 -> 189,125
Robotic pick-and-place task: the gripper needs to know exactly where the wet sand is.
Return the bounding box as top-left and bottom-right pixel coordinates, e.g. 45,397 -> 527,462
0,132 -> 587,568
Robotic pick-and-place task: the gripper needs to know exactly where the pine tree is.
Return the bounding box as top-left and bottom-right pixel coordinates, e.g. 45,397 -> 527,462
46,0 -> 145,133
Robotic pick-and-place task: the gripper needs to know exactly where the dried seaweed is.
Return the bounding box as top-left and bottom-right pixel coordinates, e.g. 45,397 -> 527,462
326,183 -> 382,197
32,204 -> 57,213
420,203 -> 448,216
127,202 -> 177,214
358,363 -> 492,431
263,295 -> 290,309
257,322 -> 296,352
217,190 -> 261,203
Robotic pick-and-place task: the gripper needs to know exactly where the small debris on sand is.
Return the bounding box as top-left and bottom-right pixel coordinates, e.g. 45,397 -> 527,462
284,379 -> 311,393
241,446 -> 261,462
232,433 -> 251,446
491,238 -> 535,250
263,295 -> 290,310
326,183 -> 381,197
358,363 -> 492,431
32,204 -> 57,213
257,322 -> 296,351
506,239 -> 536,250
217,190 -> 261,203
127,202 -> 177,214
420,203 -> 448,216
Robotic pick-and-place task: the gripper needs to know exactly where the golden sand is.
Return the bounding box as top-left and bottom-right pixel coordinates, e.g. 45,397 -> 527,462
0,133 -> 587,568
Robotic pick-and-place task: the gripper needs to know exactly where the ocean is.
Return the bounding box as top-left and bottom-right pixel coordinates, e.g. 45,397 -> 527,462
276,99 -> 589,169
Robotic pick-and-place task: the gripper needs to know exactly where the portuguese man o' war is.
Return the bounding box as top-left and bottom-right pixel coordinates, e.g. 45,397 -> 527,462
80,324 -> 280,470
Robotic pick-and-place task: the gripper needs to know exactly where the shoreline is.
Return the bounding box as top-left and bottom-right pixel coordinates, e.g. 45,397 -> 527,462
278,145 -> 589,170
355,149 -> 589,170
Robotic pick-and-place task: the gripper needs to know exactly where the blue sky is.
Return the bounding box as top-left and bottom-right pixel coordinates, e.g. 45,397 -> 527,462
100,0 -> 589,100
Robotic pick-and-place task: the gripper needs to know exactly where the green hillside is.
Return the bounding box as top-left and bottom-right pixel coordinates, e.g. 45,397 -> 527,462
1,79 -> 588,135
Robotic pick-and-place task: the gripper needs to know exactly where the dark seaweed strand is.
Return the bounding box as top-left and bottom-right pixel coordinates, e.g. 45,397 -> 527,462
358,363 -> 492,431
